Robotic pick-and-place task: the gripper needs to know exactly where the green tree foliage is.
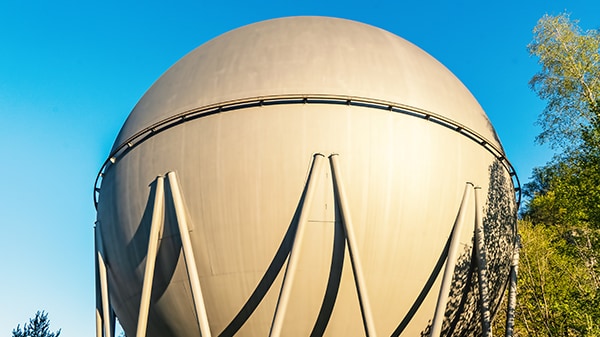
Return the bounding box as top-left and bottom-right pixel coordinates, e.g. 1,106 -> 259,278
520,12 -> 600,337
12,311 -> 61,337
528,13 -> 600,149
523,148 -> 600,229
516,221 -> 600,336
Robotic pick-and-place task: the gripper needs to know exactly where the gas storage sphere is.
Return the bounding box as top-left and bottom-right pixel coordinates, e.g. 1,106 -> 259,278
95,17 -> 519,337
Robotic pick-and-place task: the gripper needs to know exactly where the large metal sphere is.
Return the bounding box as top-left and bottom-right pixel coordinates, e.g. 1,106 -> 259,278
96,16 -> 518,336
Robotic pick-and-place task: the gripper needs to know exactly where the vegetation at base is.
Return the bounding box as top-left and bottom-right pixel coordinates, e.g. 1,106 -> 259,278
12,311 -> 61,337
515,12 -> 600,336
516,221 -> 600,336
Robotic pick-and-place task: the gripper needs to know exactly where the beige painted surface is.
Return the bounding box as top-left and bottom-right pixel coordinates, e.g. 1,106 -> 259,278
96,17 -> 517,337
112,17 -> 500,153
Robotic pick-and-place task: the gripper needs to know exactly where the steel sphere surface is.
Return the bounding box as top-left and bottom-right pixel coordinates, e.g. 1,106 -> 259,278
95,17 -> 519,337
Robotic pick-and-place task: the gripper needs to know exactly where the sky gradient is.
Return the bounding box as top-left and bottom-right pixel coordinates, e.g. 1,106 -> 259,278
1,0 -> 599,335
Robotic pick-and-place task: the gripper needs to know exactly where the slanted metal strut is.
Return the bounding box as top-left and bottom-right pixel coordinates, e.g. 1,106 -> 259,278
135,177 -> 165,337
430,183 -> 474,337
474,186 -> 492,337
95,225 -> 115,337
429,183 -> 519,337
269,154 -> 325,337
95,172 -> 213,337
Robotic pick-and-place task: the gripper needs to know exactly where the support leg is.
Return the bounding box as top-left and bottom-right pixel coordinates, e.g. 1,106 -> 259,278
505,237 -> 520,337
96,226 -> 112,337
95,225 -> 103,337
269,154 -> 325,337
474,187 -> 491,337
430,183 -> 473,337
96,309 -> 102,337
167,171 -> 213,337
136,177 -> 166,337
329,154 -> 377,337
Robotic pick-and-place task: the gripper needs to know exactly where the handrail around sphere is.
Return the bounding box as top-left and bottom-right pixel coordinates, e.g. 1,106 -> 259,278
93,94 -> 521,209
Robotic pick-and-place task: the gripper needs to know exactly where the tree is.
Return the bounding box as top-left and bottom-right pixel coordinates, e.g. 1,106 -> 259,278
12,311 -> 61,337
521,103 -> 600,295
520,12 -> 600,337
528,13 -> 600,150
522,151 -> 600,229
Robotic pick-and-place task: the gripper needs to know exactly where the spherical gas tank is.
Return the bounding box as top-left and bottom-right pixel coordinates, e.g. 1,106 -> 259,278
95,17 -> 519,337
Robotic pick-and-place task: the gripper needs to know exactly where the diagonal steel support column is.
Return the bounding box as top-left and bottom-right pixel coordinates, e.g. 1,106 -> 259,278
96,309 -> 102,337
136,177 -> 166,337
329,154 -> 378,337
167,171 -> 213,337
474,186 -> 491,337
269,154 -> 325,337
505,236 -> 520,337
95,225 -> 112,337
430,183 -> 474,337
95,225 -> 103,337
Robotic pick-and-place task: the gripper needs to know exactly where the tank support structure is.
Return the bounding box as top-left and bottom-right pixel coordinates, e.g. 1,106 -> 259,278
270,153 -> 378,337
135,176 -> 165,337
95,225 -> 115,337
94,155 -> 519,337
329,154 -> 378,337
505,236 -> 520,337
269,154 -> 325,337
429,183 -> 519,337
474,187 -> 492,337
167,171 -> 214,337
95,172 -> 214,337
430,183 -> 474,337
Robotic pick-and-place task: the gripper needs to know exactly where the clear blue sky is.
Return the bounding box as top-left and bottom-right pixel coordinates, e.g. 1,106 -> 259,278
1,0 -> 598,335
